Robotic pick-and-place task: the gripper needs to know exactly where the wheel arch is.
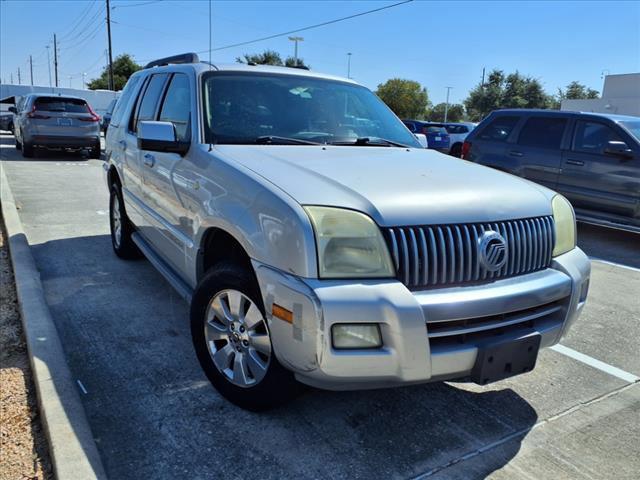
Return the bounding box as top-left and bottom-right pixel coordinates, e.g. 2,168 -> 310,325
196,227 -> 254,283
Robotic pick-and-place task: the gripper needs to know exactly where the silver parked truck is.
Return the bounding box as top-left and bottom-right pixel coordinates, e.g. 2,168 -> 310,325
104,53 -> 590,410
12,94 -> 101,158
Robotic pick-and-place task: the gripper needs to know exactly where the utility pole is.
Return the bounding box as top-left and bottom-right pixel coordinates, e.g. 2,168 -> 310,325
481,67 -> 485,88
106,0 -> 114,90
17,67 -> 21,85
29,55 -> 33,85
69,76 -> 72,88
10,73 -> 13,84
288,36 -> 303,66
46,46 -> 52,87
82,72 -> 87,89
53,33 -> 59,87
347,52 -> 352,78
444,86 -> 453,122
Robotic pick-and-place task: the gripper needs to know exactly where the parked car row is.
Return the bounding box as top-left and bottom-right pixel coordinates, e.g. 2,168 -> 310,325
403,119 -> 476,155
462,109 -> 640,233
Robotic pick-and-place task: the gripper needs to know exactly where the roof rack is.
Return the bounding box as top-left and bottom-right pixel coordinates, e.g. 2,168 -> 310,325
144,53 -> 200,69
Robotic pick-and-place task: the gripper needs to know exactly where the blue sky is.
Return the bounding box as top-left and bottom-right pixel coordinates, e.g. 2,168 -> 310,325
1,0 -> 638,105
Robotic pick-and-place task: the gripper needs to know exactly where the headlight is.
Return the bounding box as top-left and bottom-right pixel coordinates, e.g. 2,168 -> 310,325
304,206 -> 395,278
552,194 -> 576,257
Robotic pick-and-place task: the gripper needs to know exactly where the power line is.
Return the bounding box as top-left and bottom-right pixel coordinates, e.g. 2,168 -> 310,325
59,5 -> 105,46
112,0 -> 164,8
197,0 -> 413,54
58,0 -> 99,41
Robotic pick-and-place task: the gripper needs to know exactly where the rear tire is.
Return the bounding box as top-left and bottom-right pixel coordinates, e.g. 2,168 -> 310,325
109,183 -> 142,259
15,137 -> 21,150
21,141 -> 34,158
89,140 -> 101,159
450,143 -> 462,158
191,262 -> 301,411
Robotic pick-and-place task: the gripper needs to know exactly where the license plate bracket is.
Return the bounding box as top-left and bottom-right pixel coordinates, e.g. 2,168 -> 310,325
57,118 -> 72,126
471,333 -> 541,385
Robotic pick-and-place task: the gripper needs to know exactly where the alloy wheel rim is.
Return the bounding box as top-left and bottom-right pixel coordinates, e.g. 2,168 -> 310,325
204,289 -> 272,388
112,195 -> 122,248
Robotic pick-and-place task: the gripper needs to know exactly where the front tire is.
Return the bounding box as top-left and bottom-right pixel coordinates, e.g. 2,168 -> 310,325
109,184 -> 142,259
15,137 -> 21,150
191,262 -> 300,411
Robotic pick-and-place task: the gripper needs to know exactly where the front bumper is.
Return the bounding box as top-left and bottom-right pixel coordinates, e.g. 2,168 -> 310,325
253,247 -> 590,390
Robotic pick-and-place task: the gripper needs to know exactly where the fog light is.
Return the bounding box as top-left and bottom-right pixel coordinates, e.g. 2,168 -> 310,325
332,324 -> 382,349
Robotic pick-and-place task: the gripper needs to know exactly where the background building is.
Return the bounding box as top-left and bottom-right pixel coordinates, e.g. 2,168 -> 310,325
562,73 -> 640,117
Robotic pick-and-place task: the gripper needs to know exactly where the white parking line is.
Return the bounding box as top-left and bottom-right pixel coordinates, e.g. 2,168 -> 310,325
551,344 -> 639,383
589,257 -> 640,273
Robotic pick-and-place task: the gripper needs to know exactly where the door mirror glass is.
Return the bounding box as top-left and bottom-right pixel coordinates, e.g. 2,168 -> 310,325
137,121 -> 189,155
8,106 -> 17,114
603,140 -> 633,159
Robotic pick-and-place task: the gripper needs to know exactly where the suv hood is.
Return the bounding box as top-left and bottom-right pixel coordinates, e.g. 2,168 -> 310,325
216,145 -> 554,226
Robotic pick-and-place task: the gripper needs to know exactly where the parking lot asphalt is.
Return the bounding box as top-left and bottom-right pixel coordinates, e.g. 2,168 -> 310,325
1,133 -> 639,479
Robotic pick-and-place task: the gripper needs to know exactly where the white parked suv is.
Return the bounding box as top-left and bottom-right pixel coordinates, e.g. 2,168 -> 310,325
104,53 -> 590,410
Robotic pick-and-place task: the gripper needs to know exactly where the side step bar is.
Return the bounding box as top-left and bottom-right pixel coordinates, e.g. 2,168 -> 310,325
577,215 -> 640,234
132,232 -> 194,303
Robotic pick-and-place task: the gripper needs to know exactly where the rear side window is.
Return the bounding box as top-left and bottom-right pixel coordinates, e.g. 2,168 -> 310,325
403,122 -> 416,132
573,121 -> 623,154
110,75 -> 141,128
34,97 -> 89,113
158,73 -> 191,142
517,117 -> 567,150
477,116 -> 519,142
131,73 -> 169,133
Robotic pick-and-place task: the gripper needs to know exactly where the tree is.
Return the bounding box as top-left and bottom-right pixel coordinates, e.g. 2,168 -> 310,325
375,78 -> 429,119
236,50 -> 310,69
88,54 -> 141,91
428,103 -> 465,122
564,81 -> 600,99
464,69 -> 552,121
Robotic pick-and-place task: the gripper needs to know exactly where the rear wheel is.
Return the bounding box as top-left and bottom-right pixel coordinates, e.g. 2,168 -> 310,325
15,137 -> 21,150
21,141 -> 34,158
191,262 -> 300,411
450,143 -> 462,158
109,183 -> 142,259
89,140 -> 101,159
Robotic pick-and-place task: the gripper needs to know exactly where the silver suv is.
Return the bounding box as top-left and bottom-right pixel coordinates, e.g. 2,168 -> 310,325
12,94 -> 101,158
104,53 -> 590,410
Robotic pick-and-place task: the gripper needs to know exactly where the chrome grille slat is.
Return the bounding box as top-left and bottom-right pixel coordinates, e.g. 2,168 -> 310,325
384,216 -> 554,290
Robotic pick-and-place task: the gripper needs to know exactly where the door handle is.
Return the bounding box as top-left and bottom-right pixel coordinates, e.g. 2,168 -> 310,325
509,150 -> 524,157
143,153 -> 155,167
566,159 -> 585,166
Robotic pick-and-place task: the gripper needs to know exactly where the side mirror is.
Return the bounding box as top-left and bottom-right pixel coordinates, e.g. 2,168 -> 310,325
414,133 -> 428,148
603,140 -> 634,160
8,106 -> 17,114
137,121 -> 189,155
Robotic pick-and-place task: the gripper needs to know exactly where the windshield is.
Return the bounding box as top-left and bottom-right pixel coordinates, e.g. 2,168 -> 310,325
202,72 -> 420,147
620,121 -> 640,142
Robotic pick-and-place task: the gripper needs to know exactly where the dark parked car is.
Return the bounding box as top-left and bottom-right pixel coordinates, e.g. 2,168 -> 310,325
403,120 -> 451,152
101,98 -> 117,134
0,112 -> 13,134
462,109 -> 640,233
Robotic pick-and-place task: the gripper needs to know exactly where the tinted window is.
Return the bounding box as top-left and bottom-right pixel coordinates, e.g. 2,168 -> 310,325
133,73 -> 168,133
159,73 -> 191,142
445,125 -> 468,134
620,121 -> 640,142
573,121 -> 623,154
518,117 -> 567,149
403,121 -> 416,132
34,97 -> 89,113
110,75 -> 141,128
424,126 -> 447,134
478,116 -> 519,142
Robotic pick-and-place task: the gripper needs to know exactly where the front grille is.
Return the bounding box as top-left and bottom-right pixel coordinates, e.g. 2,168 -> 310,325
427,300 -> 565,348
384,216 -> 555,289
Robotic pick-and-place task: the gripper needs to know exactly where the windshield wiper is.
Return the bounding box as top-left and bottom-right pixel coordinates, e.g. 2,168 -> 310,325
329,137 -> 410,148
255,135 -> 321,145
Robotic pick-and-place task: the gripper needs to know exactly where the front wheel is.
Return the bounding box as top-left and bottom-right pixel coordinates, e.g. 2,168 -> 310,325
191,262 -> 300,411
15,137 -> 21,150
21,141 -> 34,157
109,184 -> 142,259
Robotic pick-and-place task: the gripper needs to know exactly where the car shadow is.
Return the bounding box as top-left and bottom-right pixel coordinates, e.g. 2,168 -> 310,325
577,222 -> 639,269
0,133 -> 94,161
28,233 -> 538,480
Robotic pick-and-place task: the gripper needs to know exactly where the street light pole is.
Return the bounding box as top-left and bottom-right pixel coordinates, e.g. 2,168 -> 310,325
46,46 -> 52,87
347,52 -> 352,78
82,72 -> 87,89
288,36 -> 304,66
444,86 -> 453,122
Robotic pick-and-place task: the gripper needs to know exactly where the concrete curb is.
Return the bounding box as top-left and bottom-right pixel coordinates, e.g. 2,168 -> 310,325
1,164 -> 107,480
